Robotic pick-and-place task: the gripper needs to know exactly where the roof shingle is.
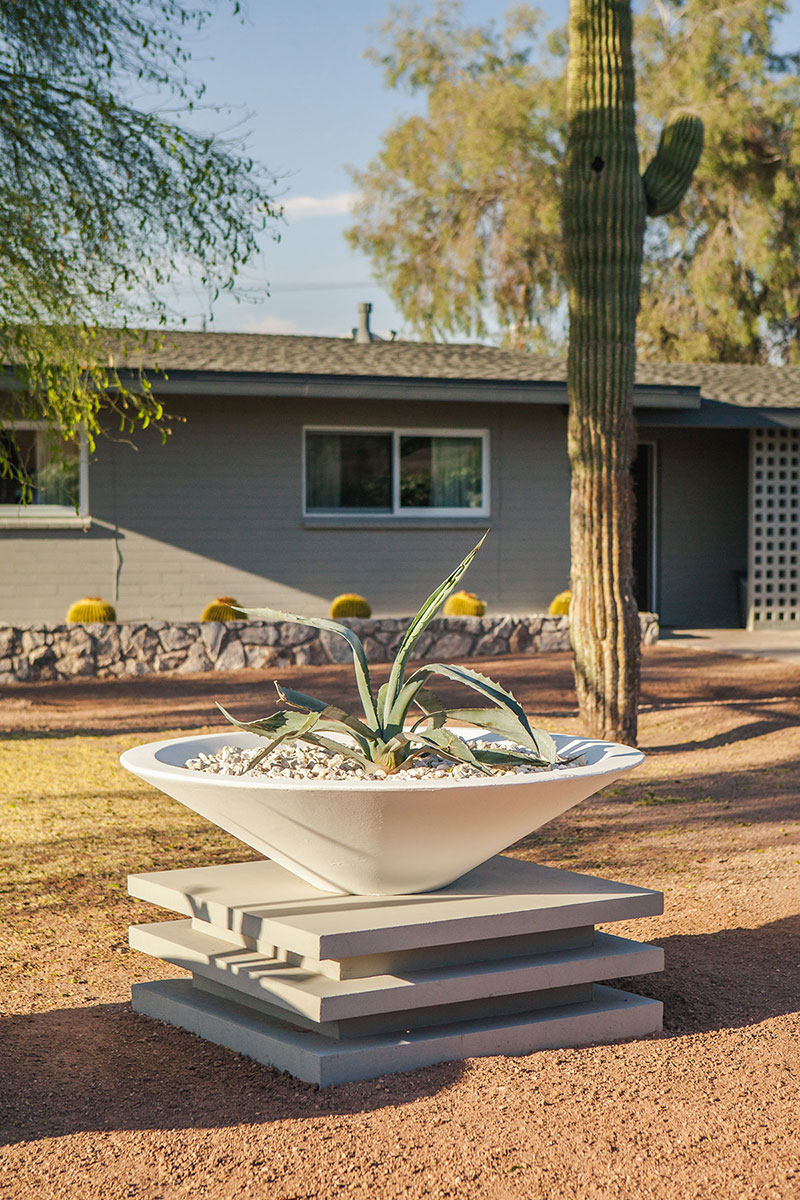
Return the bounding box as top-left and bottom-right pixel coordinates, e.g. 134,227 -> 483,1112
122,330 -> 800,409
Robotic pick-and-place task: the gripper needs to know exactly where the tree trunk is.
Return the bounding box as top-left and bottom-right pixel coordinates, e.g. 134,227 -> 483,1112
563,0 -> 645,744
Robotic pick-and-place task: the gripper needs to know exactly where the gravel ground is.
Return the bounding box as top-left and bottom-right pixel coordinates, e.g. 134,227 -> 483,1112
1,645 -> 799,1200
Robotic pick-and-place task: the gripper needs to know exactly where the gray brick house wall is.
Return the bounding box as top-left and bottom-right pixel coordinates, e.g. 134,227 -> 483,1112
1,394 -> 747,627
1,329 -> 789,628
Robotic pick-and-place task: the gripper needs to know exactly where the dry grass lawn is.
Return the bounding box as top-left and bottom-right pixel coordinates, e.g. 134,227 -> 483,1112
0,645 -> 799,1199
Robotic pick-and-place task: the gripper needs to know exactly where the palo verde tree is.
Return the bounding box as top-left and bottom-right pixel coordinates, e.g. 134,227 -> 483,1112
563,0 -> 702,741
0,0 -> 280,493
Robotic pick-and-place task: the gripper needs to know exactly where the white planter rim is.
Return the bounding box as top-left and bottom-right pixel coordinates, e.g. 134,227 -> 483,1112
121,728 -> 644,791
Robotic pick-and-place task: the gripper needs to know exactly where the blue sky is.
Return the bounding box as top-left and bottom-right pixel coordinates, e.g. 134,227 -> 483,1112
172,1 -> 800,340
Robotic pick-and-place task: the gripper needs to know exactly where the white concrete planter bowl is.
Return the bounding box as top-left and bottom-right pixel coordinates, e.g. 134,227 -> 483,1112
121,729 -> 643,896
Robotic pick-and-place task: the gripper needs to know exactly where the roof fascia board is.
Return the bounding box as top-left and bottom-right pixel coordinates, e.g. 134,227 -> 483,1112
134,370 -> 700,409
141,372 -> 566,404
634,385 -> 700,409
637,401 -> 800,429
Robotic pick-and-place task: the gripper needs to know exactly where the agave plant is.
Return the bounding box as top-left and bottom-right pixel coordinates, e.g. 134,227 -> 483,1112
217,533 -> 559,777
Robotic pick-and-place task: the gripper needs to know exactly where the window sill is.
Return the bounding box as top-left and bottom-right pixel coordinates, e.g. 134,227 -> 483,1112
0,511 -> 91,530
303,515 -> 490,531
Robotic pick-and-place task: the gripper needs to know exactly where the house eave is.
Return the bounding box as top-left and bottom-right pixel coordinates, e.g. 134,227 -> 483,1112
131,369 -> 701,409
637,400 -> 800,429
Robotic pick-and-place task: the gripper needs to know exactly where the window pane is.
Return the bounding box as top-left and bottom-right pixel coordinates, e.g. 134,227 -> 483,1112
34,441 -> 79,506
399,436 -> 483,509
0,430 -> 35,504
306,432 -> 392,512
0,430 -> 79,507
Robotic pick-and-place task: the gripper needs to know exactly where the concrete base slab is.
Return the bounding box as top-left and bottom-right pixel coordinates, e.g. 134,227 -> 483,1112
185,917 -> 598,980
128,855 -> 663,961
132,978 -> 663,1086
129,919 -> 663,1028
128,855 -> 664,1084
189,972 -> 595,1039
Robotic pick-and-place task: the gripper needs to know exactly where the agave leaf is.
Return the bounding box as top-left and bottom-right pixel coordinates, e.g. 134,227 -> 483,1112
381,731 -> 411,755
413,704 -> 554,759
241,744 -> 277,774
217,700 -> 378,758
235,603 -> 378,727
409,687 -> 448,730
381,676 -> 432,738
381,530 -> 489,726
276,683 -> 378,747
240,711 -> 321,775
273,682 -> 329,713
472,747 -> 552,769
215,702 -> 315,739
387,744 -> 429,769
405,663 -> 558,764
302,732 -> 386,775
406,726 -> 493,774
218,699 -> 385,776
408,661 -> 525,715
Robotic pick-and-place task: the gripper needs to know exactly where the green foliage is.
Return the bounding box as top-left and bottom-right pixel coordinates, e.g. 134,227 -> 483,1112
329,594 -> 372,619
66,597 -> 116,623
201,596 -> 241,622
219,533 -> 559,776
346,3 -> 566,349
0,1 -> 280,493
443,590 -> 486,617
350,0 -> 800,364
636,0 -> 800,363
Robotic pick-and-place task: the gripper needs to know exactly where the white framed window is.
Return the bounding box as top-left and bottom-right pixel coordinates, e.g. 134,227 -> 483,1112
0,422 -> 89,527
303,427 -> 490,518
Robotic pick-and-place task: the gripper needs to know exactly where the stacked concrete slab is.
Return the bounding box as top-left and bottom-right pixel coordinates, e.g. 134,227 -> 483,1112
129,856 -> 664,1086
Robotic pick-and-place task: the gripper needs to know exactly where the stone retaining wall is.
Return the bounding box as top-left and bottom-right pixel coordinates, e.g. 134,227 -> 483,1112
0,613 -> 659,684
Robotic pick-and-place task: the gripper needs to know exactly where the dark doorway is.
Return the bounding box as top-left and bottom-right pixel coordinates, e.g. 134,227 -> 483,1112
632,442 -> 656,611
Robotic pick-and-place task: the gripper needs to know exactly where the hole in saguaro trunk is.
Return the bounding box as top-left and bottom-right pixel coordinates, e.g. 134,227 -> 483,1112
591,156 -> 605,174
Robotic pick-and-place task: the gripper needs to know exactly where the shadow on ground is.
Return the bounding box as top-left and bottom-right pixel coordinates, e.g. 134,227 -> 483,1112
511,760 -> 800,862
3,914 -> 799,1146
2,647 -> 798,742
0,1001 -> 464,1145
642,702 -> 800,755
609,912 -> 800,1035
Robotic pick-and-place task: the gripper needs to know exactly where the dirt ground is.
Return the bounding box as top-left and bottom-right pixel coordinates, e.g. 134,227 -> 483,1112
1,645 -> 799,1200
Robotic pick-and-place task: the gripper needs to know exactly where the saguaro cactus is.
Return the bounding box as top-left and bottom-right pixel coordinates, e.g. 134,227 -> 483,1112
563,0 -> 702,743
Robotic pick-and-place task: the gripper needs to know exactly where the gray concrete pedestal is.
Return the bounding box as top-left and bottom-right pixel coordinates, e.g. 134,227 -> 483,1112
128,856 -> 664,1085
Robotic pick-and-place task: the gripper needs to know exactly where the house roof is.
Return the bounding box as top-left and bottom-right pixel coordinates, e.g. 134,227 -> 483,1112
131,330 -> 800,411
133,331 -> 566,381
633,362 -> 800,410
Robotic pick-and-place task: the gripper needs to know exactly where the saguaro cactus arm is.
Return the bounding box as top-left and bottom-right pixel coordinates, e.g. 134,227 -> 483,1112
642,111 -> 704,217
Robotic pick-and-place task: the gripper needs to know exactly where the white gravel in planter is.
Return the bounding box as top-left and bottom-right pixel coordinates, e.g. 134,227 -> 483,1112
184,739 -> 563,781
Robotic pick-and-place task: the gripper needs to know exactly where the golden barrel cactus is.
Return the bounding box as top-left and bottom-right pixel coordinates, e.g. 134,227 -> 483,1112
443,590 -> 486,617
330,593 -> 371,619
549,589 -> 572,617
201,596 -> 242,621
66,597 -> 116,622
